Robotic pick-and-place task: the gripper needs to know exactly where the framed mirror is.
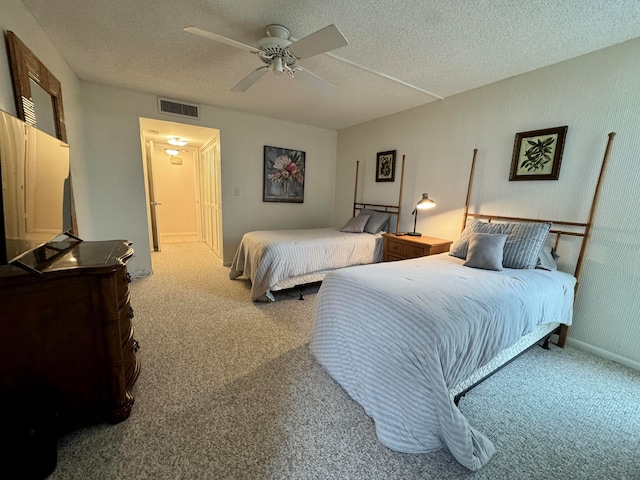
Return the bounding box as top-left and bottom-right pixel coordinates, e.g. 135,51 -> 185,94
5,31 -> 67,142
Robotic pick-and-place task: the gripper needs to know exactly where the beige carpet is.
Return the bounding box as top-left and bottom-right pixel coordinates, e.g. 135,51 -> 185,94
49,242 -> 640,479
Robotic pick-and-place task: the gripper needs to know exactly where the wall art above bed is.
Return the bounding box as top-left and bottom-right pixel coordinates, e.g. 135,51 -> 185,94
509,126 -> 567,181
263,145 -> 305,203
375,150 -> 396,182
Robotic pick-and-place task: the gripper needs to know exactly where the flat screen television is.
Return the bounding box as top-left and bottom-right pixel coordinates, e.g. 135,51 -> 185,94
0,109 -> 71,266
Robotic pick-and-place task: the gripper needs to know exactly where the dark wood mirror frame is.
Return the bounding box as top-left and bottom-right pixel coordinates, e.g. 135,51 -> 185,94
5,31 -> 67,142
5,31 -> 76,234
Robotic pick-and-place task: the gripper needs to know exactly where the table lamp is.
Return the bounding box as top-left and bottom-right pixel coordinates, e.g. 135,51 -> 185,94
407,193 -> 436,236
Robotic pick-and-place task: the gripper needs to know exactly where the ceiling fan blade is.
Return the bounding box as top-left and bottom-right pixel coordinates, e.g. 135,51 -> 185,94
184,26 -> 258,53
231,67 -> 270,92
287,24 -> 348,59
292,67 -> 337,96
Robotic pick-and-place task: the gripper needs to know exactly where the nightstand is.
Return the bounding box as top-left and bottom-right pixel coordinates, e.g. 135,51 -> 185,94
382,233 -> 453,261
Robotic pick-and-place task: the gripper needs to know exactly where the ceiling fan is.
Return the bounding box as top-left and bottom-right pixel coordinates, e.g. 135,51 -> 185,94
184,24 -> 348,95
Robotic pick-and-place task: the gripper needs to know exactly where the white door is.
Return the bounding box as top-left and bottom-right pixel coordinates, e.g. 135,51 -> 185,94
200,140 -> 221,258
146,141 -> 162,252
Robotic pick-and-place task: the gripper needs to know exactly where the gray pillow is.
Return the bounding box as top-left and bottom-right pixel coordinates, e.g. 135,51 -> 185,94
536,245 -> 559,271
359,209 -> 391,234
340,214 -> 370,233
450,219 -> 551,269
449,219 -> 495,259
463,233 -> 508,271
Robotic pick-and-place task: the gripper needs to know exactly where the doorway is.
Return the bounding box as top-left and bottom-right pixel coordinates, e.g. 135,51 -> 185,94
139,117 -> 222,262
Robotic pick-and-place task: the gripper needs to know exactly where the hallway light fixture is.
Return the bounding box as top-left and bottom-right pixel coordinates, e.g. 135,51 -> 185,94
167,137 -> 188,146
407,193 -> 436,237
165,149 -> 180,156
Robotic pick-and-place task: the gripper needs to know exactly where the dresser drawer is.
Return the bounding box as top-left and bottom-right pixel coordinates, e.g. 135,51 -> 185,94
386,238 -> 425,258
386,239 -> 405,256
115,267 -> 131,305
383,234 -> 452,262
404,244 -> 426,258
119,300 -> 133,344
122,328 -> 140,385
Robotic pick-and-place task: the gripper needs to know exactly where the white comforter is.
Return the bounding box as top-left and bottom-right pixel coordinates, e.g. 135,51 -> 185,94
310,253 -> 576,470
229,228 -> 383,301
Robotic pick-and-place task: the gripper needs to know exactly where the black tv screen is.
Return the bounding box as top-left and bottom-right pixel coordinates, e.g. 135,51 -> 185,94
0,109 -> 70,264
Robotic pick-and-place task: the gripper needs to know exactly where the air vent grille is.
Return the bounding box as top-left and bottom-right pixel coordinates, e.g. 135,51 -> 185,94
157,98 -> 200,119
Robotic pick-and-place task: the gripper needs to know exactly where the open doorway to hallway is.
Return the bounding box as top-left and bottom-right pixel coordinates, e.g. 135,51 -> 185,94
139,117 -> 222,264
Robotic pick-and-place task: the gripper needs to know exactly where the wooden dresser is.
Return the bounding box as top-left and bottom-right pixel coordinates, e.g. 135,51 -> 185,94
0,239 -> 140,430
383,233 -> 452,261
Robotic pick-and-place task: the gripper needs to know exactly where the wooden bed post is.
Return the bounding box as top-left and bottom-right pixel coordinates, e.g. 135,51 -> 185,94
557,132 -> 616,347
462,149 -> 478,233
396,155 -> 406,234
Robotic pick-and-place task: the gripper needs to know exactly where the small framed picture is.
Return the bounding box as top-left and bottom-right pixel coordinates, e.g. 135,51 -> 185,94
376,150 -> 396,182
510,126 -> 568,181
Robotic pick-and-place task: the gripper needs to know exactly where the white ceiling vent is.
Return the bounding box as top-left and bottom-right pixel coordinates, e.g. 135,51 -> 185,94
157,97 -> 200,119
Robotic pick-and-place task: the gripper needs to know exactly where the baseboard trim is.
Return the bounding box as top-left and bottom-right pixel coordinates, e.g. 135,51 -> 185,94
161,233 -> 198,238
566,338 -> 640,371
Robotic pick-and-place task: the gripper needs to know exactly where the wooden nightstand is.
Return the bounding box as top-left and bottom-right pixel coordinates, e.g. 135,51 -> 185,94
382,233 -> 453,262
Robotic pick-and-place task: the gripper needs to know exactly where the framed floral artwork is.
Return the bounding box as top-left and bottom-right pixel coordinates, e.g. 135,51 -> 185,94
509,126 -> 568,181
376,150 -> 396,182
263,145 -> 305,203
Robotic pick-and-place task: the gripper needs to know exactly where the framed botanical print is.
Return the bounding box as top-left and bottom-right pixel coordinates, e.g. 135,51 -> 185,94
510,126 -> 568,181
376,150 -> 396,182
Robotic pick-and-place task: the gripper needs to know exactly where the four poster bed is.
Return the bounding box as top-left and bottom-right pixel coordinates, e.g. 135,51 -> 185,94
310,134 -> 615,470
230,157 -> 407,301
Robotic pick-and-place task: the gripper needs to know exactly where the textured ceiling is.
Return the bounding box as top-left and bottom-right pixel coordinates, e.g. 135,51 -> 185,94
21,0 -> 640,131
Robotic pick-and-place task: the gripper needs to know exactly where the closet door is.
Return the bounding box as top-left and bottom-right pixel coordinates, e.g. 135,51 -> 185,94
201,140 -> 221,258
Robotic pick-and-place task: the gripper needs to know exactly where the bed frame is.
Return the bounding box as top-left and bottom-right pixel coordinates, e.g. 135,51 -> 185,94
452,133 -> 615,404
279,155 -> 407,300
352,155 -> 405,232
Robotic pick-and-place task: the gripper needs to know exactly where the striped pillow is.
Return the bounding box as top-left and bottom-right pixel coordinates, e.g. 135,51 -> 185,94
449,219 -> 551,269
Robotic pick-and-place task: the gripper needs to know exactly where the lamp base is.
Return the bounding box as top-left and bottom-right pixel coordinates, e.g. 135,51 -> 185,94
406,232 -> 422,237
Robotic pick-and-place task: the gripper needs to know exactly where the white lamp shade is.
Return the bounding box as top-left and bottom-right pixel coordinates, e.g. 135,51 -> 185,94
416,193 -> 436,210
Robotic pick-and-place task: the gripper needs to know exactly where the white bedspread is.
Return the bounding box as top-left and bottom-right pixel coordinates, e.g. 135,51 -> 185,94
229,228 -> 383,301
310,253 -> 576,470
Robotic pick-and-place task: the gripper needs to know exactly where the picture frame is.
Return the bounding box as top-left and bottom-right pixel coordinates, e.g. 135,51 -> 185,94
263,145 -> 305,203
376,150 -> 396,182
509,126 -> 568,181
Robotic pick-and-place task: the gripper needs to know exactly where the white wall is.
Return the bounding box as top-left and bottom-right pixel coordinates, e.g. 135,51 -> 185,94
80,82 -> 338,273
337,38 -> 640,367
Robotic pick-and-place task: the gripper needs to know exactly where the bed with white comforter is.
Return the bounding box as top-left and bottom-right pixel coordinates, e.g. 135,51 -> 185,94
310,253 -> 576,470
229,227 -> 383,301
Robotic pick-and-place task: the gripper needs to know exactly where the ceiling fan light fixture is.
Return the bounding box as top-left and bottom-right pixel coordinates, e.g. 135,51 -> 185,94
272,56 -> 284,75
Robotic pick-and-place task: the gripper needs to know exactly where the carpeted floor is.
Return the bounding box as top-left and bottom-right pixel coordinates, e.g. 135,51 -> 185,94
50,242 -> 640,479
